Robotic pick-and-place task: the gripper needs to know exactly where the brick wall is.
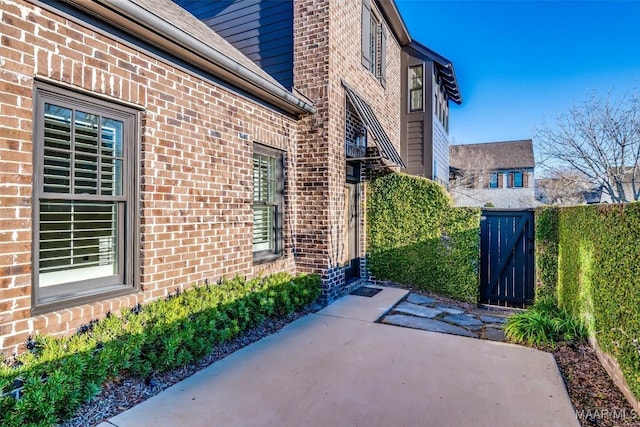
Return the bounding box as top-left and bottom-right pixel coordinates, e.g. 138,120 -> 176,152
0,0 -> 298,356
292,0 -> 332,289
292,0 -> 403,303
0,0 -> 406,354
590,336 -> 640,414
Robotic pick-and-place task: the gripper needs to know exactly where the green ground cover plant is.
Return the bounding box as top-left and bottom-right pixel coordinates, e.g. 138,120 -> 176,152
0,273 -> 320,427
505,295 -> 588,348
367,172 -> 481,302
535,202 -> 640,400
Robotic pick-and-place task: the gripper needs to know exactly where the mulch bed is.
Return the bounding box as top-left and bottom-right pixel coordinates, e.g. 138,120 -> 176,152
554,343 -> 640,426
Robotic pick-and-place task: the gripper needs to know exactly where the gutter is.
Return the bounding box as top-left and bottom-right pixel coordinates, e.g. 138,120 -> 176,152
377,0 -> 411,46
63,0 -> 316,117
408,41 -> 462,105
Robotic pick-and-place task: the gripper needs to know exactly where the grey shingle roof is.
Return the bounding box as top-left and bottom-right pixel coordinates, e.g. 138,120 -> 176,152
449,140 -> 535,170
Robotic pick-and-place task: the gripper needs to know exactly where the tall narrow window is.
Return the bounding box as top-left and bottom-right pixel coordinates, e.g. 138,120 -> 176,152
507,171 -> 524,188
489,172 -> 499,188
513,171 -> 523,188
361,0 -> 386,86
34,82 -> 139,309
253,144 -> 283,262
409,65 -> 424,112
369,14 -> 380,75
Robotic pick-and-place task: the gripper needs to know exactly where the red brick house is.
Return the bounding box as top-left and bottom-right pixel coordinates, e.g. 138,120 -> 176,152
0,0 -> 422,356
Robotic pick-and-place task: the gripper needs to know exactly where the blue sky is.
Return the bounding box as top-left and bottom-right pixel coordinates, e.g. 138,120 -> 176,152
396,0 -> 640,146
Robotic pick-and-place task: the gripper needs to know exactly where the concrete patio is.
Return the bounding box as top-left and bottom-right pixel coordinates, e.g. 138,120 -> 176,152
99,286 -> 578,427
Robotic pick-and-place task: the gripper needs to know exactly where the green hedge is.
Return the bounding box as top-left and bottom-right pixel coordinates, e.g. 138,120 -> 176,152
537,203 -> 640,399
0,273 -> 320,427
367,173 -> 481,302
535,207 -> 559,300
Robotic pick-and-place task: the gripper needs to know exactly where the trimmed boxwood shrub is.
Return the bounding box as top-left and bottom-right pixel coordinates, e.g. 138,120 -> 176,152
536,202 -> 640,400
0,273 -> 320,427
367,173 -> 481,302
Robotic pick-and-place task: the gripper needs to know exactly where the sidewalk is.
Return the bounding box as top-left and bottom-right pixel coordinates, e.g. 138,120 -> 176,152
99,286 -> 578,427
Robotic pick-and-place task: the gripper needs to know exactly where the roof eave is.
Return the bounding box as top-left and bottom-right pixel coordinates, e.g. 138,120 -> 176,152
376,0 -> 411,45
408,40 -> 462,104
62,0 -> 316,117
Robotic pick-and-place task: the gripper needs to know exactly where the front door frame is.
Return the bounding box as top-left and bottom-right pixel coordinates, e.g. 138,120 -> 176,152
344,162 -> 361,283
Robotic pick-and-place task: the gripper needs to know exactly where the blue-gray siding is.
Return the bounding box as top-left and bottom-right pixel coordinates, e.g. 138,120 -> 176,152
406,120 -> 424,175
432,116 -> 449,184
174,0 -> 294,89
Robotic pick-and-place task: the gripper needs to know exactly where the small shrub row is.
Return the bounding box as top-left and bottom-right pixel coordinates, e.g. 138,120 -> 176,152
367,172 -> 481,302
0,273 -> 321,427
505,295 -> 588,348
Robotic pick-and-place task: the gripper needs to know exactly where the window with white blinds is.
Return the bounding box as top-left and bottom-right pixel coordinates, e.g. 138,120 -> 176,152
39,200 -> 118,287
253,144 -> 283,261
409,65 -> 424,112
34,82 -> 138,309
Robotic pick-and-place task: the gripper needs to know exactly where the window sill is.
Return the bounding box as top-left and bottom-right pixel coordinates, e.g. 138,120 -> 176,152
253,253 -> 284,266
364,69 -> 385,88
32,284 -> 137,315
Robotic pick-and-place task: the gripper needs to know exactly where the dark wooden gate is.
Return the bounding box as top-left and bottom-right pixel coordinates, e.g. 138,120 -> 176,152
480,210 -> 535,307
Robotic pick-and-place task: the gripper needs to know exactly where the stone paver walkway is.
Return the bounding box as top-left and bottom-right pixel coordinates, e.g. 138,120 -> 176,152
380,292 -> 515,341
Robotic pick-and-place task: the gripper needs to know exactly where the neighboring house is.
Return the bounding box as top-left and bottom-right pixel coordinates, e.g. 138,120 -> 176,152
449,140 -> 536,208
400,41 -> 462,186
535,175 -> 601,206
0,0 -> 422,356
540,167 -> 640,205
597,168 -> 640,203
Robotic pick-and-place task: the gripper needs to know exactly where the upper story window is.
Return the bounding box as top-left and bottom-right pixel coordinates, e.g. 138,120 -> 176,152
509,171 -> 524,188
253,143 -> 284,263
361,0 -> 387,87
433,79 -> 449,130
489,172 -> 499,189
369,14 -> 380,75
33,82 -> 139,311
408,65 -> 424,112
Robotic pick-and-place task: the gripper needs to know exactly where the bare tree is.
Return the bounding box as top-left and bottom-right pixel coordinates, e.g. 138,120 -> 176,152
535,91 -> 640,202
536,168 -> 595,205
449,171 -> 489,207
448,149 -> 494,205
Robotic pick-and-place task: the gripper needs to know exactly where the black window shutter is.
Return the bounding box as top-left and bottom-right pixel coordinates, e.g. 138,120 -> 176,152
380,24 -> 387,87
361,0 -> 371,69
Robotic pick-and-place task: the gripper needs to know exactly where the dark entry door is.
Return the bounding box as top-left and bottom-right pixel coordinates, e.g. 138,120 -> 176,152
480,210 -> 535,307
344,182 -> 360,282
